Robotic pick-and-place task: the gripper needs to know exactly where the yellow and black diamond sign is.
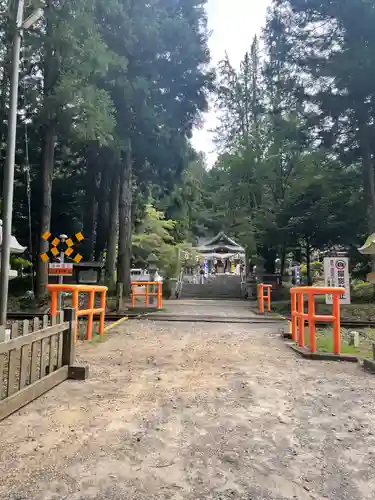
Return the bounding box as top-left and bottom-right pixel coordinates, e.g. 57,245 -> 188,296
40,232 -> 84,263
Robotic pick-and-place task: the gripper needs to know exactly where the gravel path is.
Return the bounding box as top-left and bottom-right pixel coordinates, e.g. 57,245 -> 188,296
0,318 -> 374,500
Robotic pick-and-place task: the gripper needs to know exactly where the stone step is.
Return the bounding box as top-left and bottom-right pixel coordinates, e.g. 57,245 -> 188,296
181,281 -> 243,299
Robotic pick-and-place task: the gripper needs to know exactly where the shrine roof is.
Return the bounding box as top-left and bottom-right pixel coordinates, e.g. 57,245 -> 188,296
197,231 -> 244,252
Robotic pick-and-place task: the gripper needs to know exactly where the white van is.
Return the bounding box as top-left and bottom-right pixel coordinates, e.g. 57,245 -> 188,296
130,269 -> 148,282
131,269 -> 162,282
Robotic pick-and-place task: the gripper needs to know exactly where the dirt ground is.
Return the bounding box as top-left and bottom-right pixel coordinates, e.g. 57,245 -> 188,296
0,318 -> 375,500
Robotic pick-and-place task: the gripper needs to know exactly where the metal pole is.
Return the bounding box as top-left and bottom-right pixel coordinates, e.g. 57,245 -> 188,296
58,234 -> 67,313
0,0 -> 25,326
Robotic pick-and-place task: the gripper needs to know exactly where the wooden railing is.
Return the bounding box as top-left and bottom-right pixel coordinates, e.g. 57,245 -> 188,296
0,308 -> 86,422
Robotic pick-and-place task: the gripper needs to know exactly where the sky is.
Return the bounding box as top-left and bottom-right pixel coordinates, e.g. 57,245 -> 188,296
192,0 -> 272,167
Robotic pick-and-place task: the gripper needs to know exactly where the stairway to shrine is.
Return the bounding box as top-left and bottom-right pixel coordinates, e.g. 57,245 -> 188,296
180,274 -> 243,300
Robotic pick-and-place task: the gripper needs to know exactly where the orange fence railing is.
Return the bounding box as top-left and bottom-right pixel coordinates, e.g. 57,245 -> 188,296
131,281 -> 162,309
290,286 -> 345,355
257,283 -> 272,313
47,284 -> 107,343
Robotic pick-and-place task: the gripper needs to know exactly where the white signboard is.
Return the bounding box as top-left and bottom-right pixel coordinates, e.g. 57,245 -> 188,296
48,263 -> 73,276
324,257 -> 351,305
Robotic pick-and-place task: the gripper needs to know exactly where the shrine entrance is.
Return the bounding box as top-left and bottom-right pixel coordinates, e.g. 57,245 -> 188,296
196,231 -> 245,276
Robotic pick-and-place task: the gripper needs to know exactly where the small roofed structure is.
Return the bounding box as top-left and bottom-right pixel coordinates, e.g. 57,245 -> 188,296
197,231 -> 245,274
0,219 -> 27,279
358,233 -> 375,255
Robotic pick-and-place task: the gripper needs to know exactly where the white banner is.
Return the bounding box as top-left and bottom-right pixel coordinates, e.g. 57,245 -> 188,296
324,257 -> 351,305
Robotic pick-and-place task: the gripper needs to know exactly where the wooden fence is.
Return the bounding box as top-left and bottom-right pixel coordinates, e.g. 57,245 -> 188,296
0,308 -> 86,422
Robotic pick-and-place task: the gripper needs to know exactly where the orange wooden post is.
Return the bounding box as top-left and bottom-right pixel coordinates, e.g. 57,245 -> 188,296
87,289 -> 95,340
131,284 -> 135,308
297,291 -> 305,347
308,293 -> 316,353
72,289 -> 79,310
266,285 -> 271,312
258,284 -> 264,313
158,282 -> 162,309
333,294 -> 341,355
72,289 -> 79,343
99,289 -> 106,336
145,283 -> 149,307
291,290 -> 297,342
51,290 -> 58,319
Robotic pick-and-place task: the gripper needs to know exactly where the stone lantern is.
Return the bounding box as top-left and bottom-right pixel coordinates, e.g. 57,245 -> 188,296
147,252 -> 158,279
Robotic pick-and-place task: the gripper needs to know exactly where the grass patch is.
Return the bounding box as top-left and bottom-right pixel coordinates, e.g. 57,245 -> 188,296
272,300 -> 375,323
88,332 -> 107,344
76,320 -> 108,343
301,327 -> 373,359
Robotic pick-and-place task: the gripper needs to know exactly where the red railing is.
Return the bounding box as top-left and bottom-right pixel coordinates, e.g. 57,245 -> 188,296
257,283 -> 272,313
290,286 -> 345,355
47,284 -> 107,343
131,281 -> 163,309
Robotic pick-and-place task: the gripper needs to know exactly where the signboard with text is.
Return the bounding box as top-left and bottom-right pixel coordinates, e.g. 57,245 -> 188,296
48,263 -> 74,276
324,257 -> 351,305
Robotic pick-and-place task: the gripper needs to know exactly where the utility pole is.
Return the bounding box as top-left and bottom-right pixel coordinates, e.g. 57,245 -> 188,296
58,234 -> 67,312
0,2 -> 43,327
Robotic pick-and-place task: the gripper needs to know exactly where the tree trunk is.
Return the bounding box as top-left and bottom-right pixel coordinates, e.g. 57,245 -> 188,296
82,148 -> 99,260
105,165 -> 120,287
35,125 -> 56,298
117,142 -> 132,297
35,0 -> 58,299
306,238 -> 312,286
94,163 -> 111,261
359,124 -> 375,232
359,120 -> 375,270
261,246 -> 276,274
280,244 -> 287,279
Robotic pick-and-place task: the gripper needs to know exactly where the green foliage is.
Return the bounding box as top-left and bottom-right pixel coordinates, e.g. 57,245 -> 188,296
132,203 -> 178,277
0,0 -> 212,297
300,262 -> 323,282
10,256 -> 32,272
177,0 -> 370,275
351,280 -> 375,304
177,242 -> 203,269
162,152 -> 213,241
3,0 -> 374,299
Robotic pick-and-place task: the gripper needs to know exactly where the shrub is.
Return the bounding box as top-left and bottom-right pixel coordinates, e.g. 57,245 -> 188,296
351,280 -> 374,303
300,261 -> 324,283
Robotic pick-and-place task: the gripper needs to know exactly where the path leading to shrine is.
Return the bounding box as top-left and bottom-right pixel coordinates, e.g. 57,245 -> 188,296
148,299 -> 262,321
0,304 -> 375,500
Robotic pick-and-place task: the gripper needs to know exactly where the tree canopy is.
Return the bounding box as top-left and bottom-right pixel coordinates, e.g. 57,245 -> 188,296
1,0 -> 374,298
0,0 -> 213,296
